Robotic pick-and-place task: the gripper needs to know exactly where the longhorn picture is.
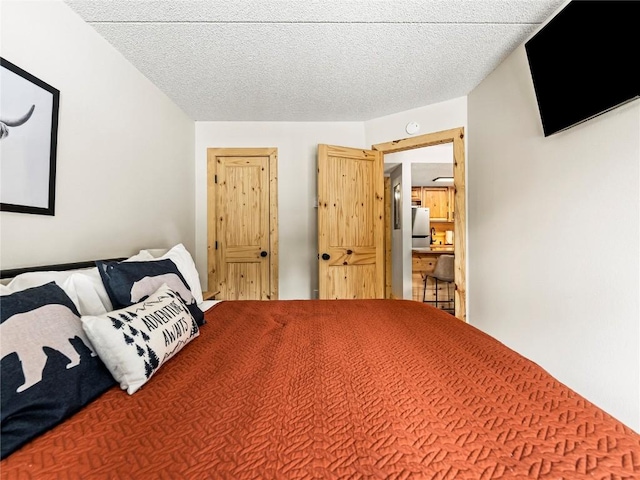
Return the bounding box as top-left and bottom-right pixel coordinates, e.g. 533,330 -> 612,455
0,104 -> 35,140
1,57 -> 59,215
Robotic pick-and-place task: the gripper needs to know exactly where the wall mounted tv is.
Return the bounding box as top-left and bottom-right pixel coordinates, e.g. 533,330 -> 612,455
525,0 -> 639,137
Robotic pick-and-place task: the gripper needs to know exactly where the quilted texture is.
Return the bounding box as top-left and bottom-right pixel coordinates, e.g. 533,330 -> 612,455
2,300 -> 639,478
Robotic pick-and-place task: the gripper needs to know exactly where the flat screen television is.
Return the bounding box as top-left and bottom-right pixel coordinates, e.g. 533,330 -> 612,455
525,0 -> 639,137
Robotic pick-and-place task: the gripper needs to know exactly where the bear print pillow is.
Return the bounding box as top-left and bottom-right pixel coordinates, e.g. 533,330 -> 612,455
1,282 -> 115,459
96,258 -> 204,326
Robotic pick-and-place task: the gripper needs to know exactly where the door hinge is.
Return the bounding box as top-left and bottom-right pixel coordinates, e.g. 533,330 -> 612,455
214,174 -> 218,184
215,241 -> 218,250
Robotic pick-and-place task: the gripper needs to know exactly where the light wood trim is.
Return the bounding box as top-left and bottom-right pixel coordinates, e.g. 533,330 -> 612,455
317,144 -> 328,297
372,127 -> 462,153
373,127 -> 467,322
384,176 -> 391,299
373,150 -> 385,299
451,130 -> 466,321
268,149 -> 279,300
206,150 -> 217,294
202,290 -> 220,301
206,147 -> 279,300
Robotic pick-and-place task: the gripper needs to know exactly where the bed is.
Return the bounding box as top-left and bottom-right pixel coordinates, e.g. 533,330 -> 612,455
1,253 -> 639,478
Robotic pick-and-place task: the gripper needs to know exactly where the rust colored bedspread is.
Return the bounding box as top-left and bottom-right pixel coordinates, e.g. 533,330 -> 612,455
2,300 -> 639,479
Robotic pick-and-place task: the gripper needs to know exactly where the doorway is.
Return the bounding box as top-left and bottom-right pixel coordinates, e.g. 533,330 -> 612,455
373,128 -> 466,322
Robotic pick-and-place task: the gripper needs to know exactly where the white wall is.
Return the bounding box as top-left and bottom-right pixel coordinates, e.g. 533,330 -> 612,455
0,0 -> 195,269
364,98 -> 468,300
194,122 -> 365,299
468,44 -> 640,430
364,98 -> 467,147
388,165 -> 404,299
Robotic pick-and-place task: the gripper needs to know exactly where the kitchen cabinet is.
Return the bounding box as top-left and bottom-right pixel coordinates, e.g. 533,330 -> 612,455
410,186 -> 455,222
421,187 -> 450,222
411,187 -> 422,205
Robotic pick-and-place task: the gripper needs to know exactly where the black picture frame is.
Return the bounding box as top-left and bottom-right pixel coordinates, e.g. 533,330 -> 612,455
393,183 -> 401,230
0,57 -> 59,215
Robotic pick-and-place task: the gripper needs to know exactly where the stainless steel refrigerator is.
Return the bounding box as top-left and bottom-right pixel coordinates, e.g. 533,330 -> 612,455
411,207 -> 431,248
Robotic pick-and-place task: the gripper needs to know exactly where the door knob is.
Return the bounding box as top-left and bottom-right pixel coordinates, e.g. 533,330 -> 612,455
321,253 -> 330,261
260,251 -> 268,257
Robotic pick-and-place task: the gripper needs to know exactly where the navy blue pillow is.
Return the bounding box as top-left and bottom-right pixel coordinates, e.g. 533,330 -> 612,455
96,259 -> 205,326
0,282 -> 116,459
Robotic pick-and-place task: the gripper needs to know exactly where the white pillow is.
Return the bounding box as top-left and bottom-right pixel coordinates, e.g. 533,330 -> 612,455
81,283 -> 200,394
3,268 -> 107,315
2,251 -> 156,315
141,244 -> 204,305
125,251 -> 155,262
63,272 -> 113,316
5,268 -> 92,292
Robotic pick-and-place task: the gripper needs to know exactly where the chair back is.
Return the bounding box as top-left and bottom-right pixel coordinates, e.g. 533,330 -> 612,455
432,255 -> 455,283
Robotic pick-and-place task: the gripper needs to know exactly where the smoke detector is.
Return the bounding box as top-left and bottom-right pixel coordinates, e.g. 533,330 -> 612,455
405,121 -> 420,135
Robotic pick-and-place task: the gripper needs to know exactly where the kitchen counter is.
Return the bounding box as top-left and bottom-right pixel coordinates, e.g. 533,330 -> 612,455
412,247 -> 454,254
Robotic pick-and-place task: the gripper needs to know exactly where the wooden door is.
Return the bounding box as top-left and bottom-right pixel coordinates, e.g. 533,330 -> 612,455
207,148 -> 278,300
422,187 -> 449,221
317,144 -> 384,299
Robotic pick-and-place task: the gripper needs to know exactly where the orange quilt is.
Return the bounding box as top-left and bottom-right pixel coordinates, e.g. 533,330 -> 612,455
2,299 -> 639,478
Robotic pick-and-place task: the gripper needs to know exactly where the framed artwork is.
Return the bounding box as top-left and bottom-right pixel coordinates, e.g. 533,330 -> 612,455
0,57 -> 59,215
393,182 -> 401,230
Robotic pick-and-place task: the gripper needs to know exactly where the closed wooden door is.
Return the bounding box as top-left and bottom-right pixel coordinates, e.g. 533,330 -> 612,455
207,148 -> 278,300
317,145 -> 384,299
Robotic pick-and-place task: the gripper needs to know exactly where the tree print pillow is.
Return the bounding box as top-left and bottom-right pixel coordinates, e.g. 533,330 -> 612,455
81,283 -> 200,394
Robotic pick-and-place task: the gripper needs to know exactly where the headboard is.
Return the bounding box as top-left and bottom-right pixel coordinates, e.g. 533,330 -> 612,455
0,258 -> 126,280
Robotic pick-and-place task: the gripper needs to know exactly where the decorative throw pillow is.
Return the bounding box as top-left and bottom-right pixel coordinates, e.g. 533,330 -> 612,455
141,244 -> 204,305
96,258 -> 204,326
0,282 -> 116,459
81,283 -> 200,394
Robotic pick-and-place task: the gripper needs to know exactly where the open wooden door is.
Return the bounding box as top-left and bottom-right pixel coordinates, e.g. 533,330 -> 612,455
207,148 -> 278,300
317,145 -> 384,299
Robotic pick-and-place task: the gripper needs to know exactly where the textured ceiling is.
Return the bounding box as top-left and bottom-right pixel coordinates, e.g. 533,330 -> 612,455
64,0 -> 566,121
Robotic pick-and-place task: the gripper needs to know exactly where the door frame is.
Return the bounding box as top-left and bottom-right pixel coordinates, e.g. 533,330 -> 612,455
372,127 -> 466,322
206,147 -> 279,300
384,176 -> 392,298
